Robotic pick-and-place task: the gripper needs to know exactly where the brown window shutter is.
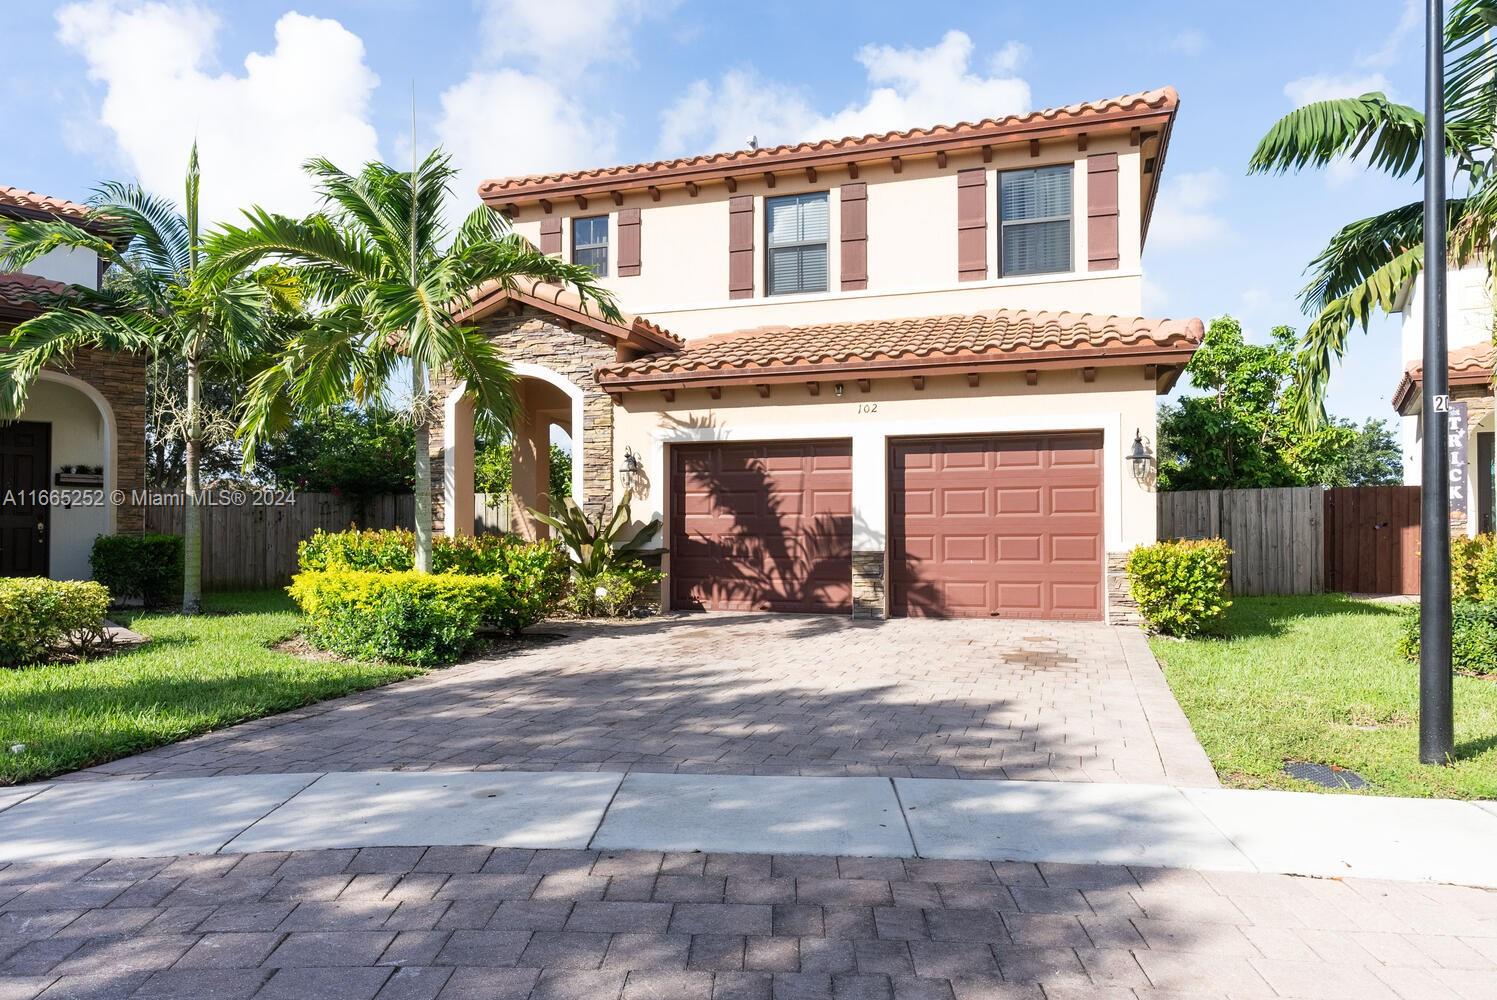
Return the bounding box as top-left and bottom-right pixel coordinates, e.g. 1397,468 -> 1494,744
956,168 -> 987,282
840,182 -> 867,291
540,216 -> 561,256
1087,153 -> 1119,271
617,208 -> 641,276
728,195 -> 754,299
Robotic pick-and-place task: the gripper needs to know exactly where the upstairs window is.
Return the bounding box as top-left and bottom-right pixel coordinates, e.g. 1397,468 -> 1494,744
572,215 -> 609,277
766,193 -> 828,295
999,165 -> 1072,277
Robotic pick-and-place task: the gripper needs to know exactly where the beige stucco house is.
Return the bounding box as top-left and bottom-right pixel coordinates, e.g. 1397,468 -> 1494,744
431,88 -> 1203,623
0,186 -> 146,581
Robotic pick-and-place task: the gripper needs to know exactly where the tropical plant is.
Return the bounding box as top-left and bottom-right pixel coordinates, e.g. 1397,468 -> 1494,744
1248,0 -> 1497,427
529,490 -> 661,576
0,146 -> 295,611
208,148 -> 618,573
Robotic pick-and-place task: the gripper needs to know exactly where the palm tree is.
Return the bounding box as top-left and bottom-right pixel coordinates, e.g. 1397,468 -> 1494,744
208,149 -> 618,572
1247,0 -> 1497,426
0,146 -> 292,612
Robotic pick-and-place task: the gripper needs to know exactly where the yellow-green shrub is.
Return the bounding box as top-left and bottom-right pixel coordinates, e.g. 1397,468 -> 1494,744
1126,538 -> 1232,637
288,570 -> 502,666
0,578 -> 111,667
1451,533 -> 1497,602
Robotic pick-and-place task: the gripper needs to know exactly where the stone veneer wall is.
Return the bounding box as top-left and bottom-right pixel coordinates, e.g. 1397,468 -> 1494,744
1106,551 -> 1141,626
428,306 -> 619,535
50,349 -> 148,533
851,551 -> 886,618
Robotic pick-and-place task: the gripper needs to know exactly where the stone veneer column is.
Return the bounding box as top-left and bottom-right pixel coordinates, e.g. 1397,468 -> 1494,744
851,551 -> 886,618
427,306 -> 619,535
1106,551 -> 1142,626
51,350 -> 147,534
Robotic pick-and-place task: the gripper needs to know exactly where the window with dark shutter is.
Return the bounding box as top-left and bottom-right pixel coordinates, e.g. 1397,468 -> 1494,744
617,208 -> 641,276
840,182 -> 867,291
572,215 -> 608,276
999,164 -> 1072,277
765,192 -> 828,295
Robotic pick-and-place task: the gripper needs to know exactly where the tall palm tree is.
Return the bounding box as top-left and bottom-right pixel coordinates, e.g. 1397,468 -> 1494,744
208,149 -> 618,572
1248,0 -> 1497,427
0,146 -> 292,612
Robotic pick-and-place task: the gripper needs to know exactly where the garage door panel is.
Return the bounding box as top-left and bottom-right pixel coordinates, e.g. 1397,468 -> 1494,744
671,441 -> 853,614
890,432 -> 1104,620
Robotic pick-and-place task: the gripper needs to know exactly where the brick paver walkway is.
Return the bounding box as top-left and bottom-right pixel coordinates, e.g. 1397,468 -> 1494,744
0,845 -> 1493,1000
71,616 -> 1216,786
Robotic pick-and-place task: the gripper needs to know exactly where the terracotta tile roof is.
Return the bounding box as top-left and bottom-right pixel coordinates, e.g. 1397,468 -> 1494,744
1392,343 -> 1495,412
458,278 -> 683,350
0,186 -> 93,221
480,88 -> 1178,205
597,308 -> 1203,391
0,272 -> 76,320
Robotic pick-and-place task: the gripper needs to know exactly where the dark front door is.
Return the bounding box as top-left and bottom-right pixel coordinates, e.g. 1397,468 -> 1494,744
0,421 -> 50,577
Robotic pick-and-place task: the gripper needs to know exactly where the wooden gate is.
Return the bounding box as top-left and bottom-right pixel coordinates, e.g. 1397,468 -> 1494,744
1323,485 -> 1420,595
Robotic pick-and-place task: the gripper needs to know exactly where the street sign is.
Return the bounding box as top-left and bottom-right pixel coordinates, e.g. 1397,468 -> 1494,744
1449,401 -> 1468,516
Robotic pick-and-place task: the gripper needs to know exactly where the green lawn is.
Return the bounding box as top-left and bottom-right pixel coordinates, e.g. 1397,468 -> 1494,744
0,590 -> 421,785
1150,594 -> 1497,799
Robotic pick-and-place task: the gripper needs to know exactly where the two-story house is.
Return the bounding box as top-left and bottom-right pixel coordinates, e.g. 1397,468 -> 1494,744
0,186 -> 146,580
1394,264 -> 1496,535
429,88 -> 1202,623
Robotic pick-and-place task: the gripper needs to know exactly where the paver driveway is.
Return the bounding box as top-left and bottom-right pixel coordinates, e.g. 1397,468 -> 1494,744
70,615 -> 1216,787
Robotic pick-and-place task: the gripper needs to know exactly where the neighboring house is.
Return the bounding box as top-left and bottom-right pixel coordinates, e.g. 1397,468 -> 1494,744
0,186 -> 146,580
431,88 -> 1203,623
1394,263 -> 1495,534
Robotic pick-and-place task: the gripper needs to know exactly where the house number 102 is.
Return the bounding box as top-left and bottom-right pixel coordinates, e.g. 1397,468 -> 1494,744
857,403 -> 878,414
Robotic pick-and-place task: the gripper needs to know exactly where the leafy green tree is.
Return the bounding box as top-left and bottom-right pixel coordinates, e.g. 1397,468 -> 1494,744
0,147 -> 294,611
258,406 -> 414,499
1248,0 -> 1497,426
1157,316 -> 1354,490
473,440 -> 572,503
1318,418 -> 1404,487
209,149 -> 617,572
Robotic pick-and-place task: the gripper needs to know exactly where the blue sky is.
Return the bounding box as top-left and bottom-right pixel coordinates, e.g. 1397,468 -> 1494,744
2,0 -> 1424,422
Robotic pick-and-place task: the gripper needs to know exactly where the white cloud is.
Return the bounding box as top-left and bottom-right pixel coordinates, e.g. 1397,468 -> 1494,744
1283,71 -> 1394,106
475,0 -> 669,75
434,69 -> 618,205
56,1 -> 380,223
989,41 -> 1029,73
1360,0 -> 1420,68
1148,169 -> 1229,249
658,30 -> 1031,156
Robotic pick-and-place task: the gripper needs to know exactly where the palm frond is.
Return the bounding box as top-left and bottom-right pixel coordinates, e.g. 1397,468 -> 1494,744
206,209 -> 384,292
1445,0 -> 1497,136
90,180 -> 191,277
0,309 -> 159,418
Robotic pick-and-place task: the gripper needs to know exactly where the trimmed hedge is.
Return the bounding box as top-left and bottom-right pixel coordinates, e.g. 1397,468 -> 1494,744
565,560 -> 663,618
1451,534 -> 1497,603
289,570 -> 502,666
1399,602 -> 1497,676
297,528 -> 544,576
89,534 -> 183,607
0,578 -> 111,667
1127,538 -> 1232,637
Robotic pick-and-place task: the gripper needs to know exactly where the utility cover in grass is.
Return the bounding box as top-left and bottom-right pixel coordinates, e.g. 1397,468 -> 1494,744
1283,760 -> 1370,790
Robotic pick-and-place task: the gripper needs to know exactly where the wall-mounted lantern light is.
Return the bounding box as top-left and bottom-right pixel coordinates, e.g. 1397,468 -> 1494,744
619,450 -> 643,475
1127,429 -> 1153,478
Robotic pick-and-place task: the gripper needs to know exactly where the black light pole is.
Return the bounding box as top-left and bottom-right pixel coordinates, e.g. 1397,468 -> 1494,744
1420,0 -> 1455,765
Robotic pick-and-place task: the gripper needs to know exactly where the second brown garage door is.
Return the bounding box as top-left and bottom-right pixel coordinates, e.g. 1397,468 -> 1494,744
670,440 -> 853,613
889,432 -> 1104,620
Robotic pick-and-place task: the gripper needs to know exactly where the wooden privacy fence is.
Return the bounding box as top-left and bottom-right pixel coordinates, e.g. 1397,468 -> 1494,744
1158,485 -> 1422,596
1158,487 -> 1324,596
145,492 -> 512,589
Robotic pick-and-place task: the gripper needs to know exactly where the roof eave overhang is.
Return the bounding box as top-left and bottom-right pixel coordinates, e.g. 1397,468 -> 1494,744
483,105 -> 1177,211
456,285 -> 680,353
597,343 -> 1197,395
1393,368 -> 1495,413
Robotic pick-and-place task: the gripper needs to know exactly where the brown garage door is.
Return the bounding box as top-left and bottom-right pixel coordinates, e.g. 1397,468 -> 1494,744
890,432 -> 1104,620
670,440 -> 852,613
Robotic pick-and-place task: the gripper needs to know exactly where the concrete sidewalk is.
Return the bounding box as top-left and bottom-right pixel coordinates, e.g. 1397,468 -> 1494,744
1,770 -> 1495,887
